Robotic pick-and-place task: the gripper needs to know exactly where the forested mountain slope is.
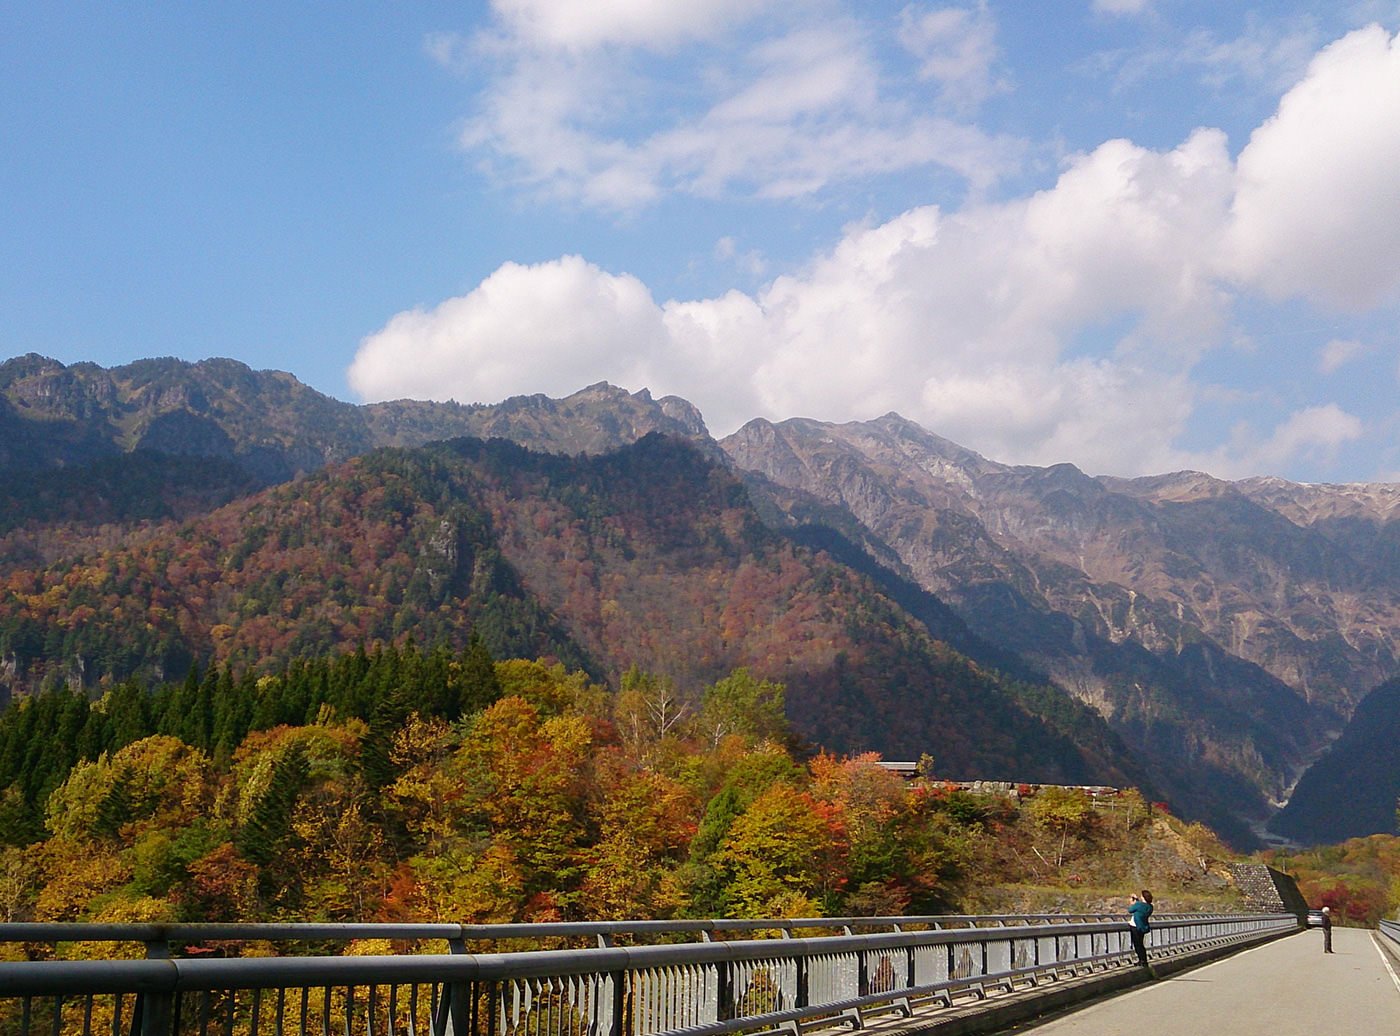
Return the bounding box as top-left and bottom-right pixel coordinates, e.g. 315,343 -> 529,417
721,414 -> 1400,845
1272,677 -> 1400,844
6,355 -> 1399,845
0,433 -> 1143,794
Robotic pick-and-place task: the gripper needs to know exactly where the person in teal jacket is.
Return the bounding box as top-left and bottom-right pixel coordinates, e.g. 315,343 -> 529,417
1128,890 -> 1154,968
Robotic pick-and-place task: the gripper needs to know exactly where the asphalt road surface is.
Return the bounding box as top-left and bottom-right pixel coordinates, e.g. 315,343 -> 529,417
1009,926 -> 1400,1034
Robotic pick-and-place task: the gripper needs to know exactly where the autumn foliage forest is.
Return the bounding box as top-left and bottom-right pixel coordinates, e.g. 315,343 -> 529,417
0,437 -> 1155,797
0,425 -> 1396,936
1,636 -> 1263,937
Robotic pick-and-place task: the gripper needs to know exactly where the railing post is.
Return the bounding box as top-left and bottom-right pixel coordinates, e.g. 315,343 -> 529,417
130,988 -> 176,1036
127,959 -> 176,1036
610,967 -> 627,1036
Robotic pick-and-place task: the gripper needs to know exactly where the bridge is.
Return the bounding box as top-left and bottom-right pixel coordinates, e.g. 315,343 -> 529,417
0,913 -> 1393,1036
1013,921 -> 1400,1035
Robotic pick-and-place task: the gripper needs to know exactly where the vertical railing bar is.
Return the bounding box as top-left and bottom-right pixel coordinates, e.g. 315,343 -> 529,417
82,993 -> 95,1036
299,987 -> 309,1036
196,990 -> 211,1036
405,985 -> 417,1036
275,987 -> 286,1036
112,992 -> 125,1036
660,964 -> 668,1030
386,986 -> 398,1036
51,994 -> 63,1036
343,987 -> 354,1036
369,986 -> 378,1036
224,990 -> 236,1036
675,967 -> 685,1029
251,987 -> 262,1036
435,980 -> 451,1036
672,963 -> 683,1030
322,987 -> 332,1036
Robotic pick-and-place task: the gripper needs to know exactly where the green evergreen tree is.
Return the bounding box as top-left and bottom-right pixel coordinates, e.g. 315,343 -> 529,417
684,785 -> 744,916
459,631 -> 503,716
235,744 -> 310,867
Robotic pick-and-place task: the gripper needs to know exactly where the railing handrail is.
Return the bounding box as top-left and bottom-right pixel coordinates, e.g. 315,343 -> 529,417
0,915 -> 1299,994
0,912 -> 1299,1036
0,912 -> 1270,950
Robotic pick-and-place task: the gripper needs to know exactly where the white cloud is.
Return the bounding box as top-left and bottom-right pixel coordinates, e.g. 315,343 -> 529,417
1228,25 -> 1400,309
456,5 -> 1025,208
357,23 -> 1400,480
489,0 -> 785,51
1186,21 -> 1322,95
352,130 -> 1238,475
897,2 -> 1007,109
1239,404 -> 1365,476
1318,338 -> 1364,374
1087,18 -> 1323,111
347,256 -> 670,403
1093,0 -> 1151,14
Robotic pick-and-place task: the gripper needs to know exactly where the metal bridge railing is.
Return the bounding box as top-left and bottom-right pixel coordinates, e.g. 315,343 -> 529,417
0,914 -> 1298,1036
1379,918 -> 1400,947
0,915 -> 1148,958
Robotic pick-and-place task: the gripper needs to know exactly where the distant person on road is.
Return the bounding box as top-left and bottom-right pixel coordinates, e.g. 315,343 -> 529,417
1321,906 -> 1333,953
1128,890 -> 1154,969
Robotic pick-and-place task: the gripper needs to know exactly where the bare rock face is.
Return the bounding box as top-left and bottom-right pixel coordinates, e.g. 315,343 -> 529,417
404,382 -> 719,460
721,413 -> 1400,844
0,358 -> 718,479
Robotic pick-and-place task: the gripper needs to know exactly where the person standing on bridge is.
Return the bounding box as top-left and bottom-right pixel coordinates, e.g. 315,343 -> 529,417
1128,890 -> 1154,969
1320,906 -> 1333,953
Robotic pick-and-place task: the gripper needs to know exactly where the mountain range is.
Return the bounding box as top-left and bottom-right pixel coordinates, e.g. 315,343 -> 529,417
3,353 -> 1396,847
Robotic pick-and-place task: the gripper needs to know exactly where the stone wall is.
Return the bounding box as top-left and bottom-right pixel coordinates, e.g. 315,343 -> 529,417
1228,863 -> 1308,916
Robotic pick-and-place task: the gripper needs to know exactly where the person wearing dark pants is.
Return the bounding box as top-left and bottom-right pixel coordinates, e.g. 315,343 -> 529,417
1128,890 -> 1155,970
1321,906 -> 1333,953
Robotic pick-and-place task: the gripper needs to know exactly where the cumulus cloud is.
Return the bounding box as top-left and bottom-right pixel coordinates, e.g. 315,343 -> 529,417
347,257 -> 670,403
353,127 -> 1241,474
1228,24 -> 1400,308
356,24 -> 1400,479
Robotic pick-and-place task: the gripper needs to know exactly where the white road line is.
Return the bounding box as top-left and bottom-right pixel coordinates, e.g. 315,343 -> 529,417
1371,933 -> 1400,996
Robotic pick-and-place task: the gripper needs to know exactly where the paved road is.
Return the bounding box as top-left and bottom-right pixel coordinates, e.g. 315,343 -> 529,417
1008,927 -> 1400,1034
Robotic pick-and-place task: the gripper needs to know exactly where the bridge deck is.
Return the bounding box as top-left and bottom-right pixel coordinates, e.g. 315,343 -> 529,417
994,925 -> 1399,1034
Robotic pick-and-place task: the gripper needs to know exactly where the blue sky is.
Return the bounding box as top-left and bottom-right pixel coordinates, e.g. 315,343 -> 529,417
3,2 -> 1400,482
